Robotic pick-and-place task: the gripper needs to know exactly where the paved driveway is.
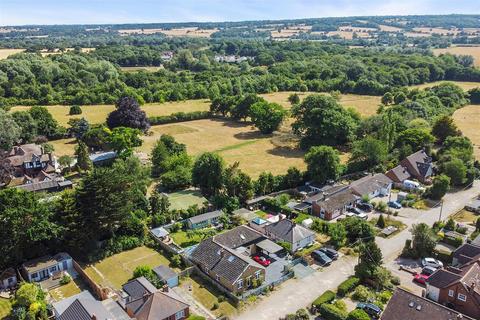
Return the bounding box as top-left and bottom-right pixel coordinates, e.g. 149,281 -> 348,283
265,256 -> 289,284
234,181 -> 480,320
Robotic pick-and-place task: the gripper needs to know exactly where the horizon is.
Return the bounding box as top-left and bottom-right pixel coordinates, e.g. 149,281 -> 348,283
1,0 -> 479,26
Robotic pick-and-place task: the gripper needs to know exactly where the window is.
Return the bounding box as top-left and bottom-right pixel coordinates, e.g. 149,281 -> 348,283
255,270 -> 261,280
31,272 -> 37,278
174,310 -> 185,320
50,266 -> 57,272
8,277 -> 14,284
458,293 -> 467,302
448,290 -> 454,297
237,279 -> 243,289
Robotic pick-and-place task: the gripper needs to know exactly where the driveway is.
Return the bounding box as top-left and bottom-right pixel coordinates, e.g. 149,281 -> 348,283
265,256 -> 290,284
234,181 -> 480,320
235,255 -> 357,320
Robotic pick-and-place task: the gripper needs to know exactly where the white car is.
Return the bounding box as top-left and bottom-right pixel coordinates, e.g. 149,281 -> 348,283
421,257 -> 444,269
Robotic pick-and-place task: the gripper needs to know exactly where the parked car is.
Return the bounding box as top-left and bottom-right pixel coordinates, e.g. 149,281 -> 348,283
356,212 -> 368,220
319,247 -> 339,260
311,250 -> 332,266
347,206 -> 363,215
253,256 -> 271,267
421,257 -> 443,269
413,273 -> 429,285
387,201 -> 402,209
421,266 -> 437,276
357,302 -> 382,319
357,202 -> 373,212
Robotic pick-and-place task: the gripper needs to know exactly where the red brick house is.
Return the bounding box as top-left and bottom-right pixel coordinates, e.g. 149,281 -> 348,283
426,261 -> 480,319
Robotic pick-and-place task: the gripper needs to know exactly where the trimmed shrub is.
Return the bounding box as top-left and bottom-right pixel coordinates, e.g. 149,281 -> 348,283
337,277 -> 360,297
347,309 -> 370,320
352,285 -> 373,302
312,290 -> 336,308
319,303 -> 348,320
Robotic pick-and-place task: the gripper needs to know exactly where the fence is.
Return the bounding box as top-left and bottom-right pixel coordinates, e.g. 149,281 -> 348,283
239,271 -> 294,300
72,259 -> 110,300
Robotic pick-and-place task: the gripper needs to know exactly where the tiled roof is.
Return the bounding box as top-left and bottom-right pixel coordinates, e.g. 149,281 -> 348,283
57,293 -> 114,320
315,188 -> 358,213
188,210 -> 223,225
0,268 -> 16,281
134,291 -> 188,320
386,165 -> 411,182
265,219 -> 315,244
453,243 -> 480,265
214,225 -> 264,249
350,173 -> 392,197
22,252 -> 71,273
403,150 -> 432,179
426,269 -> 462,288
381,288 -> 473,320
122,277 -> 157,300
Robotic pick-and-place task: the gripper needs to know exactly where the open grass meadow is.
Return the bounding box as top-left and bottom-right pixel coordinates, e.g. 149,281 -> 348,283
453,105 -> 480,160
410,81 -> 480,91
0,48 -> 25,59
11,99 -> 210,127
0,298 -> 12,319
433,46 -> 480,67
82,246 -> 172,289
260,91 -> 381,117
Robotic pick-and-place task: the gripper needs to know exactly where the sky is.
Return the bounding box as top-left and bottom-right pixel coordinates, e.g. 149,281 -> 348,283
1,0 -> 479,26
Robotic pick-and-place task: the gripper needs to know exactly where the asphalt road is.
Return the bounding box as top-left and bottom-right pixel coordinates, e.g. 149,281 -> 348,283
234,181 -> 480,320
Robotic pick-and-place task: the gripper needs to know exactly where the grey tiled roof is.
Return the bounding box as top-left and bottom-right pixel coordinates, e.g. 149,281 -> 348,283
214,225 -> 264,249
453,243 -> 480,263
188,210 -> 223,225
350,173 -> 392,196
315,188 -> 358,212
381,288 -> 473,320
265,219 -> 315,244
58,297 -> 113,320
122,277 -> 157,300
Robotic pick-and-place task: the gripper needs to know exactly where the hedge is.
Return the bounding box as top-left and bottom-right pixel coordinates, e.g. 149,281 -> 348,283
346,309 -> 370,320
312,290 -> 336,308
319,303 -> 348,320
148,111 -> 211,125
337,277 -> 360,297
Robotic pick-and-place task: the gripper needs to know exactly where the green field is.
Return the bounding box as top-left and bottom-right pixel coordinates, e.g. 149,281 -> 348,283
0,298 -> 12,320
167,190 -> 208,211
82,246 -> 172,289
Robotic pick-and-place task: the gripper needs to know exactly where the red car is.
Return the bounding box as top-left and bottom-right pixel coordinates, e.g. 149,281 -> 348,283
413,273 -> 429,285
253,256 -> 271,266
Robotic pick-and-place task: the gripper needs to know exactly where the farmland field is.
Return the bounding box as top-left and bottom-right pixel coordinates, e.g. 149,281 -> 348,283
453,105 -> 480,160
118,27 -> 218,37
82,246 -> 172,289
433,46 -> 480,67
11,99 -> 210,126
410,81 -> 480,91
0,48 -> 25,59
260,91 -> 381,116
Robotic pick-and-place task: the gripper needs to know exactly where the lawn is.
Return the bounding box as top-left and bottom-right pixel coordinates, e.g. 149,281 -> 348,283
171,230 -> 204,248
254,210 -> 268,219
141,118 -> 306,177
10,99 -> 210,127
370,216 -> 407,238
49,277 -> 87,302
451,209 -> 478,225
410,81 -> 480,91
0,298 -> 12,320
167,190 -> 208,211
82,246 -> 172,289
260,91 -> 382,117
181,274 -> 237,318
293,212 -> 311,224
453,105 -> 480,160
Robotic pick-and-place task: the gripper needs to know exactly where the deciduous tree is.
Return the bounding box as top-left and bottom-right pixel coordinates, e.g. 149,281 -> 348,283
305,146 -> 342,184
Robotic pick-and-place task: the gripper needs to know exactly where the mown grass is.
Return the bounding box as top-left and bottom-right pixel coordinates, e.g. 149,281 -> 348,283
167,190 -> 208,211
82,246 -> 172,289
453,105 -> 480,160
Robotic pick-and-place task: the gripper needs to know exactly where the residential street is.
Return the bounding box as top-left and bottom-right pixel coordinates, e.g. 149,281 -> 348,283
234,181 -> 480,320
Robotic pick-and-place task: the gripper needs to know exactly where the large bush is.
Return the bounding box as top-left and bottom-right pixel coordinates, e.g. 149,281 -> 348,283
347,309 -> 370,320
319,303 -> 348,320
337,277 -> 360,297
312,290 -> 336,308
149,111 -> 211,125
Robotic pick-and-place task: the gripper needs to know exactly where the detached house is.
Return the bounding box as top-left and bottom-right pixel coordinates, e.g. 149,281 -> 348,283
120,277 -> 189,320
426,261 -> 480,319
382,287 -> 473,320
400,149 -> 433,183
187,210 -> 223,229
311,186 -> 358,220
4,144 -> 58,183
189,225 -> 268,294
350,173 -> 392,199
21,252 -> 72,282
265,219 -> 315,252
0,268 -> 17,290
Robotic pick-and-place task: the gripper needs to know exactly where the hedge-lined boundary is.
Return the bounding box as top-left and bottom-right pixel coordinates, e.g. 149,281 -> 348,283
148,111 -> 212,125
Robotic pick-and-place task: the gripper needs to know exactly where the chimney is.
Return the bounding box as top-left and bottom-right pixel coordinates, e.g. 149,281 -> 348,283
91,315 -> 97,320
162,285 -> 169,293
